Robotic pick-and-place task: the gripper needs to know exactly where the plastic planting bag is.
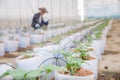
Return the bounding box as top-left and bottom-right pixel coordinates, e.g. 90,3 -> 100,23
90,40 -> 101,60
13,34 -> 20,40
16,55 -> 44,72
55,71 -> 94,80
73,33 -> 83,42
19,36 -> 30,48
81,58 -> 98,80
0,63 -> 13,76
30,34 -> 43,44
60,36 -> 75,50
4,40 -> 18,52
0,36 -> 9,42
41,33 -> 47,42
0,42 -> 5,56
99,37 -> 106,54
35,50 -> 54,66
46,30 -> 52,39
33,45 -> 62,53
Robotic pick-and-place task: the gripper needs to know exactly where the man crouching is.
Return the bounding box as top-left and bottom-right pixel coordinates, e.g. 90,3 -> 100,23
31,7 -> 49,30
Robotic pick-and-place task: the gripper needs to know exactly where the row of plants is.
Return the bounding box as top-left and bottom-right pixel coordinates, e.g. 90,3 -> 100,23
52,19 -> 111,80
0,19 -> 111,80
37,19 -> 104,47
0,19 -> 103,56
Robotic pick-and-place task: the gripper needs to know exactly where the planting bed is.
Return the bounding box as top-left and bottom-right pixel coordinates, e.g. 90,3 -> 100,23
0,18 -> 116,80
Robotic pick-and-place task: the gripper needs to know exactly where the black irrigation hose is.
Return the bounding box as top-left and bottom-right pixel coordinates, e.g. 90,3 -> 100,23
0,63 -> 16,69
38,57 -> 56,68
55,53 -> 61,66
37,55 -> 68,68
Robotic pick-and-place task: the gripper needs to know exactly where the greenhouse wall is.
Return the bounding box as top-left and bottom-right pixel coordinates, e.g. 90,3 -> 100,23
0,0 -> 79,28
84,0 -> 120,18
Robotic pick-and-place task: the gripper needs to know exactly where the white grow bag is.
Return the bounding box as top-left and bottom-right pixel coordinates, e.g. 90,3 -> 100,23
102,26 -> 109,37
45,30 -> 52,39
0,64 -> 13,76
73,33 -> 83,42
16,55 -> 44,72
90,40 -> 101,60
33,45 -> 62,53
0,42 -> 5,56
52,29 -> 58,37
98,37 -> 106,54
4,40 -> 18,52
34,45 -> 65,66
0,36 -> 9,42
60,36 -> 75,50
19,36 -> 30,48
55,71 -> 94,80
81,58 -> 98,80
0,75 -> 13,80
30,34 -> 43,44
41,33 -> 47,42
56,29 -> 61,36
35,50 -> 54,65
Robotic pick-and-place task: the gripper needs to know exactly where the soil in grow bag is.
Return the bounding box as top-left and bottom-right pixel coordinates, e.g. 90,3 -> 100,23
18,55 -> 34,60
59,68 -> 93,76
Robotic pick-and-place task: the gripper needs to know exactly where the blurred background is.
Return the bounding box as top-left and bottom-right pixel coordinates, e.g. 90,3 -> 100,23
0,0 -> 120,27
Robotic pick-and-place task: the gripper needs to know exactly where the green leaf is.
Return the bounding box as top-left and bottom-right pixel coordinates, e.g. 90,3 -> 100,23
26,69 -> 43,80
43,65 -> 67,73
67,57 -> 84,66
66,57 -> 85,75
1,69 -> 27,80
0,71 -> 10,78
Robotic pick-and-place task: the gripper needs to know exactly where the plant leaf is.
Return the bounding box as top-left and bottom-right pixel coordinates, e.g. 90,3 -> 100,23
26,69 -> 43,80
1,69 -> 27,80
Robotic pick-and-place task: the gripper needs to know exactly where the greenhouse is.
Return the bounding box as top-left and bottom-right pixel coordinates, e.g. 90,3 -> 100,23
0,0 -> 120,80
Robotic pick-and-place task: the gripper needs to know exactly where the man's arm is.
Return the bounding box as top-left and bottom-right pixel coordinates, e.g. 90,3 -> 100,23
31,13 -> 39,27
41,19 -> 49,26
33,14 -> 39,23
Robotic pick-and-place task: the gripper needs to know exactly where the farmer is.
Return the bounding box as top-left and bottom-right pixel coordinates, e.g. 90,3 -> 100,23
31,7 -> 49,30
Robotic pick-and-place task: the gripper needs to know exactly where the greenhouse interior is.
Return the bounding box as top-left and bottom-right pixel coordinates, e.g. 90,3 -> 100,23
0,0 -> 120,80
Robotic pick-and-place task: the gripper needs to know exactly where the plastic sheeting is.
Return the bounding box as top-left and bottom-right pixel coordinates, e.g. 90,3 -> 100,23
84,0 -> 120,17
0,0 -> 79,27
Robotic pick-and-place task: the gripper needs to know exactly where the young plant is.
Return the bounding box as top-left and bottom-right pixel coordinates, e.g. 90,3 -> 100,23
26,69 -> 43,80
19,50 -> 34,59
80,49 -> 91,60
0,65 -> 66,80
53,50 -> 74,60
52,36 -> 62,44
20,50 -> 33,54
86,34 -> 94,44
71,46 -> 93,60
42,64 -> 67,80
66,57 -> 85,75
9,36 -> 15,40
94,31 -> 102,40
0,68 -> 27,80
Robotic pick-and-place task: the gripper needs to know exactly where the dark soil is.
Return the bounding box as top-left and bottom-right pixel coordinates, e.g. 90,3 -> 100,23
98,72 -> 120,80
98,19 -> 120,80
103,50 -> 119,55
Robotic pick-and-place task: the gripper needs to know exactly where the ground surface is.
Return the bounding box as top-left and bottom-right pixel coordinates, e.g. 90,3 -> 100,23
98,19 -> 120,80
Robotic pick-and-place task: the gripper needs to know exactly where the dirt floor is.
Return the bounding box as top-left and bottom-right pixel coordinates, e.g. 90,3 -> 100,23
98,19 -> 120,80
